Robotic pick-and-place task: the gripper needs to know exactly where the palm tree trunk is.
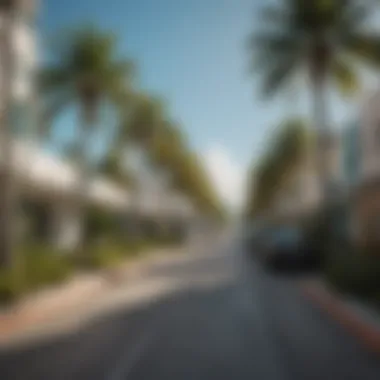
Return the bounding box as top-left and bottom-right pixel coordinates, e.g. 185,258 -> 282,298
0,7 -> 16,269
73,100 -> 96,254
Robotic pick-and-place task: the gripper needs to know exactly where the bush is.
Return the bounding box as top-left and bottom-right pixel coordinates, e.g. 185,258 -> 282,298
0,233 -> 182,305
0,269 -> 23,304
89,246 -> 122,269
325,248 -> 380,299
22,246 -> 72,289
85,207 -> 116,243
0,245 -> 73,305
81,240 -> 142,270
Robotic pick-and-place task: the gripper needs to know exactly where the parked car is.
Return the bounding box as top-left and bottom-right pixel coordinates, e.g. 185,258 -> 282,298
262,226 -> 314,271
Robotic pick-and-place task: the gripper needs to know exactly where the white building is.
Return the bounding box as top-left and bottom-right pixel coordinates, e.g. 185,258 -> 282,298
0,1 -> 197,250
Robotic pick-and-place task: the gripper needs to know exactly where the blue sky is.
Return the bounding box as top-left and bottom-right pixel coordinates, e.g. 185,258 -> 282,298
40,0 -> 375,209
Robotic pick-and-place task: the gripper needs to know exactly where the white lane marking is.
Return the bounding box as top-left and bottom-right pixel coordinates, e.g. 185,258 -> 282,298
107,320 -> 161,380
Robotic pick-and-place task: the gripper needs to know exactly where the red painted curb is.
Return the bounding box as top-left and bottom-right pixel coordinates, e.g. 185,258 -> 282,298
303,285 -> 380,357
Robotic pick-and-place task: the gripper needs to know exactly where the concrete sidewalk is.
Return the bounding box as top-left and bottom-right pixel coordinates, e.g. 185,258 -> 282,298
301,279 -> 380,357
0,247 -> 187,348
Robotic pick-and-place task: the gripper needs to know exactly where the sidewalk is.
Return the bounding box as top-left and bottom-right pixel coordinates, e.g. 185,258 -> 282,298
301,278 -> 380,357
0,246 -> 186,348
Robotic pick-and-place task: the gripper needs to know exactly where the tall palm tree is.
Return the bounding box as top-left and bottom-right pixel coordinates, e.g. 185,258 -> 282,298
40,27 -> 134,251
0,1 -> 19,268
249,0 -> 380,201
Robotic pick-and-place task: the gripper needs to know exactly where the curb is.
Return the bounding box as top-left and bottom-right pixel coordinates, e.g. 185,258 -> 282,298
302,283 -> 380,357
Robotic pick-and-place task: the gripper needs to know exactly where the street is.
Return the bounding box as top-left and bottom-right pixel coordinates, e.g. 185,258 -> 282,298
1,238 -> 380,380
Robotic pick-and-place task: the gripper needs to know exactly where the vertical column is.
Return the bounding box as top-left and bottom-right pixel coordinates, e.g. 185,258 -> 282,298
51,201 -> 83,252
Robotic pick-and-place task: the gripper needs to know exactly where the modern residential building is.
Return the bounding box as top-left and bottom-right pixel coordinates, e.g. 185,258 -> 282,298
337,89 -> 380,246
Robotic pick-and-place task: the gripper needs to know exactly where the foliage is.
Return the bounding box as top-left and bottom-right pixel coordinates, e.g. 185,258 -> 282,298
86,242 -> 129,269
325,247 -> 380,300
119,94 -> 165,147
0,245 -> 73,304
0,269 -> 23,304
85,206 -> 118,243
246,119 -> 310,217
39,26 -> 134,155
145,121 -> 226,219
21,246 -> 73,289
97,148 -> 133,186
249,0 -> 380,209
38,26 -> 225,229
249,0 -> 380,98
0,233 -> 183,304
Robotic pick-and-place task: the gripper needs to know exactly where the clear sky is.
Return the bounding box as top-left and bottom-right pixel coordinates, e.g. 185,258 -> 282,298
40,0 -> 376,210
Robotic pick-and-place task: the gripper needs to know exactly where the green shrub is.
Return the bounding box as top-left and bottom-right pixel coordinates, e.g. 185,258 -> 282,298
85,207 -> 119,245
325,248 -> 380,298
0,269 -> 23,304
90,247 -> 121,269
22,246 -> 72,289
82,240 -> 141,270
0,245 -> 73,305
0,234 -> 181,305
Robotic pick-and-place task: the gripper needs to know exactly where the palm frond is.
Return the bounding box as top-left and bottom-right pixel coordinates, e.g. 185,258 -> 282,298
260,56 -> 298,97
38,93 -> 72,142
249,0 -> 376,99
38,67 -> 72,94
258,4 -> 291,29
331,58 -> 358,96
347,33 -> 380,68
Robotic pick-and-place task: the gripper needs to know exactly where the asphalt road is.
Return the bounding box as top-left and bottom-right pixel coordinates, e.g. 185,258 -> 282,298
1,240 -> 380,380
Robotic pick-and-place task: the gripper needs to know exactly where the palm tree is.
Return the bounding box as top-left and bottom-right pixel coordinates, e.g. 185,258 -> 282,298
118,94 -> 165,150
246,119 -> 310,218
98,147 -> 133,187
135,117 -> 223,219
249,0 -> 380,201
40,27 -> 134,251
148,121 -> 186,169
0,1 -> 20,268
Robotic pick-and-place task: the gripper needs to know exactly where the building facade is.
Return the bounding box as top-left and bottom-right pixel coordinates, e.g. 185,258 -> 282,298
351,91 -> 380,247
339,91 -> 380,247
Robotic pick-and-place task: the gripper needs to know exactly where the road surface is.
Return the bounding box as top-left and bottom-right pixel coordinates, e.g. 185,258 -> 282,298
1,239 -> 380,379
